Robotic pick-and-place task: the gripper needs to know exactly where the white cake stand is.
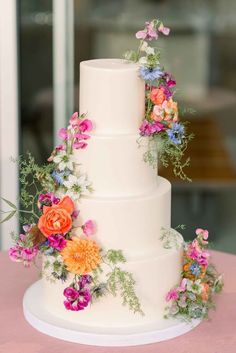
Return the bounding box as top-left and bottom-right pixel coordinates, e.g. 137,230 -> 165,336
23,280 -> 201,347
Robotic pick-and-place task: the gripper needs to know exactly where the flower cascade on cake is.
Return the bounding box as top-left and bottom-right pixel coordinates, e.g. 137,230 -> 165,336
163,228 -> 223,320
2,112 -> 143,314
124,19 -> 194,181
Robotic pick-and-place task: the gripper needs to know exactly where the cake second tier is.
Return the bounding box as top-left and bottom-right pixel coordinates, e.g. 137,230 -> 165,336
74,177 -> 171,257
74,133 -> 158,197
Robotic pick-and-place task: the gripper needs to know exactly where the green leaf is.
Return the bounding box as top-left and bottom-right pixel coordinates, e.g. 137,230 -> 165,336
1,197 -> 17,209
0,210 -> 16,224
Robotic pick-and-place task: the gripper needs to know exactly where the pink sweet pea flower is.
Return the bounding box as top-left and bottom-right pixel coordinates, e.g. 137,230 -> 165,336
196,228 -> 209,240
21,247 -> 38,262
74,133 -> 90,140
73,141 -> 87,149
136,22 -> 158,41
58,128 -> 68,141
178,278 -> 187,292
82,220 -> 95,236
158,23 -> 170,36
79,119 -> 93,133
69,112 -> 79,126
166,288 -> 179,302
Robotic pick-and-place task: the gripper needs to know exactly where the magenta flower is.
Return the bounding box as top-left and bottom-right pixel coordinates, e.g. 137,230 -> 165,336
58,128 -> 68,141
21,247 -> 38,262
74,132 -> 90,140
79,119 -> 93,133
82,220 -> 95,236
72,209 -> 80,220
23,224 -> 32,233
63,288 -> 91,311
9,245 -> 22,262
140,120 -> 165,136
136,21 -> 158,41
166,288 -> 179,302
55,144 -> 66,152
69,112 -> 79,127
73,141 -> 87,149
63,287 -> 79,301
38,192 -> 60,209
162,72 -> 176,88
48,234 -> 67,251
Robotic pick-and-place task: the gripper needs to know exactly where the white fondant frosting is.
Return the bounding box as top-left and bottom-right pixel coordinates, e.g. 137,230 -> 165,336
74,134 -> 158,197
79,59 -> 145,135
76,177 -> 171,257
42,59 -> 184,329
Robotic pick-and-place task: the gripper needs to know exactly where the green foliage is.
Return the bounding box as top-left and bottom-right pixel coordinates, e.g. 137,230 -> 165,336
104,249 -> 126,265
140,128 -> 194,182
102,249 -> 144,315
106,267 -> 144,315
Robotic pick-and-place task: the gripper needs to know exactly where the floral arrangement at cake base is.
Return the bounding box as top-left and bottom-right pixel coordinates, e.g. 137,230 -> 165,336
164,228 -> 223,321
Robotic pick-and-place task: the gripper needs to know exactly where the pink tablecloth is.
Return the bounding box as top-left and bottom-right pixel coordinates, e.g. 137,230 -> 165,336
0,250 -> 236,353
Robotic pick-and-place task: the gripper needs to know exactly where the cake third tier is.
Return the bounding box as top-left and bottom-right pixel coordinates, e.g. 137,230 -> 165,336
75,176 -> 171,256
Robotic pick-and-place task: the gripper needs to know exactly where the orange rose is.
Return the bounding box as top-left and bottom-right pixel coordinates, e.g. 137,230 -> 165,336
150,87 -> 166,105
38,196 -> 74,237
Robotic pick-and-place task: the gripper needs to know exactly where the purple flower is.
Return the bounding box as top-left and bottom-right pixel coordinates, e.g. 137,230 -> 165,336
77,289 -> 91,309
162,72 -> 176,88
38,192 -> 60,209
63,287 -> 79,302
140,66 -> 163,81
79,275 -> 92,288
48,234 -> 67,251
72,209 -> 80,220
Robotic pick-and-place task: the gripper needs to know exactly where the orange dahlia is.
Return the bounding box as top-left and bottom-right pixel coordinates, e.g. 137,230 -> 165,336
61,237 -> 101,274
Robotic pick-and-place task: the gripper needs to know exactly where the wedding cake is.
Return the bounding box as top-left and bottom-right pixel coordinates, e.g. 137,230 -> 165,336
42,58 -> 184,327
5,19 -> 222,346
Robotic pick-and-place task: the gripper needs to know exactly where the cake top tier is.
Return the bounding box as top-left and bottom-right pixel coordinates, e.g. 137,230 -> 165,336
80,58 -> 139,71
79,58 -> 145,135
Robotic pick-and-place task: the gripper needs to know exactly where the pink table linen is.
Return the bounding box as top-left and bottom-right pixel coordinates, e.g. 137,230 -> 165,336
0,250 -> 236,353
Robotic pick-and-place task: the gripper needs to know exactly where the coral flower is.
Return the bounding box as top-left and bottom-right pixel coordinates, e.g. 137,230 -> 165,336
201,283 -> 210,301
38,196 -> 74,237
61,237 -> 101,274
150,87 -> 166,105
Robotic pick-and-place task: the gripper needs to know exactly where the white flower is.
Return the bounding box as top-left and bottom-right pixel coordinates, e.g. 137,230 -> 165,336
43,254 -> 64,281
139,56 -> 148,65
53,151 -> 75,171
63,174 -> 91,200
140,41 -> 155,55
186,279 -> 202,295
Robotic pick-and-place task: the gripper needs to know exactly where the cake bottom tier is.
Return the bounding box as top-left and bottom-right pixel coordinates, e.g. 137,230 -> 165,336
42,239 -> 183,328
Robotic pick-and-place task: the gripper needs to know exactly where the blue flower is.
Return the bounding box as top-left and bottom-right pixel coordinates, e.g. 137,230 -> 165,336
189,263 -> 201,276
52,170 -> 70,185
44,247 -> 55,255
167,123 -> 185,145
139,66 -> 163,81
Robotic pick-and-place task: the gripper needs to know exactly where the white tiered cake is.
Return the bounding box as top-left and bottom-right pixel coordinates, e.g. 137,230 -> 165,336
42,59 -> 184,328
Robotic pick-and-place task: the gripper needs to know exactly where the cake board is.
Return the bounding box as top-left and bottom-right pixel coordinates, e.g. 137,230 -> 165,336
23,280 -> 201,347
